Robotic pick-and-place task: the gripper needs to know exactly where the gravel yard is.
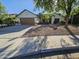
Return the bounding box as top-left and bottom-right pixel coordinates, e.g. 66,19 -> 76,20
23,25 -> 79,37
0,25 -> 79,59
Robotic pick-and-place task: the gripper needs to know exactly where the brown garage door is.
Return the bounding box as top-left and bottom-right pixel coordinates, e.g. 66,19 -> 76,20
20,18 -> 35,25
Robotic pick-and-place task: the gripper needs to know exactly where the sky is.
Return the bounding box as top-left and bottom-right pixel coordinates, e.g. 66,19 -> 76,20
1,0 -> 42,14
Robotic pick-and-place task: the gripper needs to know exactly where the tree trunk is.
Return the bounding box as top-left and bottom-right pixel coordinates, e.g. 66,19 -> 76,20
65,16 -> 69,27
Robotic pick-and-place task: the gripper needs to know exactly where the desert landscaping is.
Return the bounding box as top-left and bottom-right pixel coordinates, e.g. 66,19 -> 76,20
0,25 -> 79,59
23,25 -> 79,37
1,0 -> 79,59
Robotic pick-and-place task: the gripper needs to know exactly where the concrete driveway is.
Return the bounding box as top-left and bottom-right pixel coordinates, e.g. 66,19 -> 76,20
0,25 -> 32,39
0,25 -> 32,58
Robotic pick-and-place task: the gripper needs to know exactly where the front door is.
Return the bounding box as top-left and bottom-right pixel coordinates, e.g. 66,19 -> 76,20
53,18 -> 59,24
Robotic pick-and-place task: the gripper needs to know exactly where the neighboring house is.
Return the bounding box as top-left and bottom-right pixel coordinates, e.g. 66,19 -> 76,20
17,9 -> 39,25
51,13 -> 65,24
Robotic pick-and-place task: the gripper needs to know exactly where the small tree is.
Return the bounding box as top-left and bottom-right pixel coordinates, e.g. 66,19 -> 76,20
0,2 -> 5,14
57,0 -> 78,26
0,1 -> 6,26
1,13 -> 16,26
34,0 -> 79,26
0,14 -> 7,25
3,17 -> 15,26
34,0 -> 54,12
0,19 -> 3,25
38,13 -> 52,24
71,7 -> 79,16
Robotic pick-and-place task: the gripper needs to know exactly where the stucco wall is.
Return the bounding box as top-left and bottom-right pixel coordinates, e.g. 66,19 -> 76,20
51,15 -> 64,24
34,18 -> 39,24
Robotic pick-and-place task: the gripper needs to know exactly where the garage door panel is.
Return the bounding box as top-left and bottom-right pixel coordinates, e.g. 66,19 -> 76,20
20,18 -> 35,25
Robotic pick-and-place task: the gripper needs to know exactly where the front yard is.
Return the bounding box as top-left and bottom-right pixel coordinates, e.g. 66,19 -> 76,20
23,25 -> 79,37
0,25 -> 79,59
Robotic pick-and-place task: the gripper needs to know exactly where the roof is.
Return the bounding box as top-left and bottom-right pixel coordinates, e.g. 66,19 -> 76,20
17,9 -> 37,18
9,14 -> 17,17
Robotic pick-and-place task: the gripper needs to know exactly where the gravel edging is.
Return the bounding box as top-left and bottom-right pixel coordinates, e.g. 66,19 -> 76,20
22,25 -> 42,36
23,25 -> 79,37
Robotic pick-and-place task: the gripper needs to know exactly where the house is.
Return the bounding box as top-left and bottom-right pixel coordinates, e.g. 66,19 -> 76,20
17,9 -> 39,25
51,13 -> 65,24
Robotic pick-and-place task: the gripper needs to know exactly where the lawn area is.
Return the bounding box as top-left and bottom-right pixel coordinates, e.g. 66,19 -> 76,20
23,25 -> 79,37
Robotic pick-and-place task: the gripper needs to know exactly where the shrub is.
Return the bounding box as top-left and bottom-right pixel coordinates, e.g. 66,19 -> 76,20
60,21 -> 65,25
3,17 -> 15,26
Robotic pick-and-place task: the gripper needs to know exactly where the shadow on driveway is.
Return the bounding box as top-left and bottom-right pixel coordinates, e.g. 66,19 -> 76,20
0,36 -> 47,59
16,36 -> 47,55
6,36 -> 47,59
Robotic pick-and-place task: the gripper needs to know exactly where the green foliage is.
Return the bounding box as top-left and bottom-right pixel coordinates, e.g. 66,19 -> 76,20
34,0 -> 79,25
0,19 -> 3,24
0,1 -> 6,25
0,2 -> 6,14
38,13 -> 52,24
34,0 -> 78,16
0,14 -> 16,26
71,7 -> 79,16
57,0 -> 78,26
57,0 -> 76,16
34,0 -> 54,11
3,17 -> 15,26
0,14 -> 9,24
0,1 -> 16,26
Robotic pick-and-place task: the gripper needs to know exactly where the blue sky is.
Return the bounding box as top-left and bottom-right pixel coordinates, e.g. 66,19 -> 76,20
1,0 -> 42,14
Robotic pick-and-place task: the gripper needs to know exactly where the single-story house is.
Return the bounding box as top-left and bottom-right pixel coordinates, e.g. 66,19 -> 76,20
51,13 -> 65,24
17,9 -> 39,25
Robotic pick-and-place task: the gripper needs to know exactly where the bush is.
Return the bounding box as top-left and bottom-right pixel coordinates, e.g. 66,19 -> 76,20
0,19 -> 3,24
60,21 -> 65,25
0,14 -> 17,27
3,17 -> 15,26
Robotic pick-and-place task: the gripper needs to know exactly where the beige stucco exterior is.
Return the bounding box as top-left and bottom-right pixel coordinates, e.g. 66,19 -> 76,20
17,9 -> 39,25
20,18 -> 35,25
51,14 -> 64,24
